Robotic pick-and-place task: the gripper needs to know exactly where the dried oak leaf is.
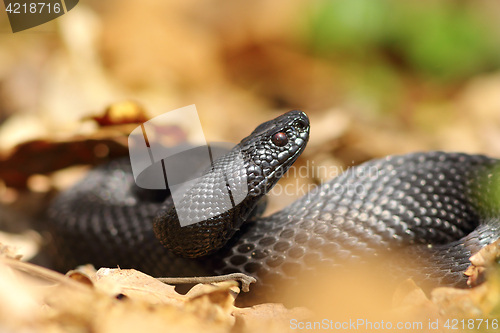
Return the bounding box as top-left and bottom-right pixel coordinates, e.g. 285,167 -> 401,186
430,283 -> 498,318
465,238 -> 500,287
39,267 -> 235,333
68,268 -> 237,332
1,258 -> 314,333
69,268 -> 316,333
45,281 -> 225,333
92,268 -> 189,306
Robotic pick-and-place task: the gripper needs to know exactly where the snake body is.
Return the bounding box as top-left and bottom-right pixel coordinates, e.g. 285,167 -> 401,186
47,110 -> 500,299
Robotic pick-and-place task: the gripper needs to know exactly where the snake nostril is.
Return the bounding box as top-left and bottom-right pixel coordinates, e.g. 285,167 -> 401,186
294,119 -> 308,130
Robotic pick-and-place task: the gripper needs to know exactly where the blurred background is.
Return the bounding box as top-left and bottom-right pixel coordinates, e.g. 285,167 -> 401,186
0,0 -> 500,249
0,0 -> 499,328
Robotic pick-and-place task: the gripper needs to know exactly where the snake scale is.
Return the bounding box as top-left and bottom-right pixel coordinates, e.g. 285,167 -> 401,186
47,110 -> 500,300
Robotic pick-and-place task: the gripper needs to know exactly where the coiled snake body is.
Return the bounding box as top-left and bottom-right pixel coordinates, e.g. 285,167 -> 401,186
47,110 -> 500,298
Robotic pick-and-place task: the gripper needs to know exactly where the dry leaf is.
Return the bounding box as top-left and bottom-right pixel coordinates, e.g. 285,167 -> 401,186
466,238 -> 500,287
431,274 -> 500,318
92,268 -> 187,305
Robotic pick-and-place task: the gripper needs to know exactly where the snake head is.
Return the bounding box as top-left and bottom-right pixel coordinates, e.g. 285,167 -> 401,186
240,110 -> 310,197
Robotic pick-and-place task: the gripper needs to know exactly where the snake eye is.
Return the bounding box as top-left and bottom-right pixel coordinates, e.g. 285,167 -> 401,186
272,132 -> 288,147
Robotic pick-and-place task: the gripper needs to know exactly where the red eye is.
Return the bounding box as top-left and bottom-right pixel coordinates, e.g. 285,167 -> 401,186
272,132 -> 288,146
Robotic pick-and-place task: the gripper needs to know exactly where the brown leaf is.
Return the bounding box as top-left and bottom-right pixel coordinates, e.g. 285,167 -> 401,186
92,268 -> 186,305
466,238 -> 500,287
431,280 -> 500,318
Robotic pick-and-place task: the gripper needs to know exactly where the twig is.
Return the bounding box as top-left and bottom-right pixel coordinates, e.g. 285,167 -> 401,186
157,273 -> 257,292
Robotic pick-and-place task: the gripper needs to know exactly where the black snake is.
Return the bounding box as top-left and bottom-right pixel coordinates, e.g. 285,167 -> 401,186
47,110 -> 500,300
